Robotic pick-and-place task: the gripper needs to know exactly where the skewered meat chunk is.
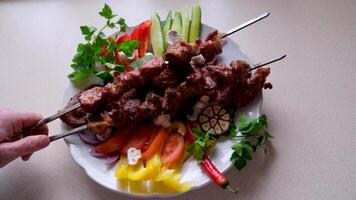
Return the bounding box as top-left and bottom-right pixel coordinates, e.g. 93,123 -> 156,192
233,67 -> 271,109
165,42 -> 200,65
200,39 -> 222,63
60,91 -> 88,127
139,56 -> 167,78
152,68 -> 178,88
79,86 -> 104,112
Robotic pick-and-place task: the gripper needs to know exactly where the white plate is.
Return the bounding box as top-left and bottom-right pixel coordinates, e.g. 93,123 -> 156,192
62,23 -> 262,198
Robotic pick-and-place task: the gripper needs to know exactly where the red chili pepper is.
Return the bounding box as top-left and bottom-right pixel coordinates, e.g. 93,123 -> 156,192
185,124 -> 238,193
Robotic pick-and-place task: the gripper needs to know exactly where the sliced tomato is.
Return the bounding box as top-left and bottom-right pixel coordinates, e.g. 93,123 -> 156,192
142,128 -> 170,161
161,133 -> 185,168
95,130 -> 131,154
120,125 -> 154,155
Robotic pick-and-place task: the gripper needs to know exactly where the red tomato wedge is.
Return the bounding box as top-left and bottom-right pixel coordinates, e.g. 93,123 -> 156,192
161,133 -> 185,168
95,130 -> 131,154
142,128 -> 170,161
120,125 -> 154,155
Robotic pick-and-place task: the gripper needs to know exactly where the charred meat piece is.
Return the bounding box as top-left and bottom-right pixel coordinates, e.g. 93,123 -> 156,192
60,91 -> 88,127
79,86 -> 104,112
87,111 -> 114,135
139,56 -> 167,78
162,87 -> 177,112
139,91 -> 163,120
204,29 -> 219,41
165,42 -> 200,66
233,67 -> 271,108
200,39 -> 222,63
152,68 -> 178,88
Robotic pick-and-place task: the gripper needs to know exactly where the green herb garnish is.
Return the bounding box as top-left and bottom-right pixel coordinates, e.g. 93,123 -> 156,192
187,128 -> 216,163
68,4 -> 139,83
229,114 -> 272,170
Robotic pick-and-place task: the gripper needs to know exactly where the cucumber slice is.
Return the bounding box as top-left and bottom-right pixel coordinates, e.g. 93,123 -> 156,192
188,5 -> 201,43
150,12 -> 165,55
171,12 -> 182,34
181,5 -> 190,42
163,10 -> 173,49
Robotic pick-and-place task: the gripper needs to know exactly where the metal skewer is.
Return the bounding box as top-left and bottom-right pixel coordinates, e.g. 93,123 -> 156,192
251,54 -> 287,71
49,125 -> 88,142
221,12 -> 270,39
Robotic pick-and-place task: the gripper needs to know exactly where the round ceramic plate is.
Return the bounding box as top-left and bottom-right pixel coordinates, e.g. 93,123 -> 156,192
62,23 -> 262,198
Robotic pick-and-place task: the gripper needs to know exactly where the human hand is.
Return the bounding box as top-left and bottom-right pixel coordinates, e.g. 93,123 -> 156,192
0,108 -> 50,168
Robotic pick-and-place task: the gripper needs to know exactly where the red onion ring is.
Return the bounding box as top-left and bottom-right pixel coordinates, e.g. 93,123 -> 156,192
105,154 -> 120,165
78,131 -> 101,145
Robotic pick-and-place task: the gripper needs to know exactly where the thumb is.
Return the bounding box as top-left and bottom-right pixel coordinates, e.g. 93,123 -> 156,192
8,135 -> 50,157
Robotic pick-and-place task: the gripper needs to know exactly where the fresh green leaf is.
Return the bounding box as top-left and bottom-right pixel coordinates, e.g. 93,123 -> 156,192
238,115 -> 249,130
95,71 -> 113,83
99,4 -> 117,20
118,40 -> 140,56
187,143 -> 204,163
105,63 -> 125,72
68,68 -> 92,81
130,54 -> 154,68
117,18 -> 127,32
80,26 -> 97,41
228,114 -> 272,171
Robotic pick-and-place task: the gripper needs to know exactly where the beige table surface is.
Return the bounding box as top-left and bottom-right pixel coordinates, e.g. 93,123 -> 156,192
0,0 -> 355,199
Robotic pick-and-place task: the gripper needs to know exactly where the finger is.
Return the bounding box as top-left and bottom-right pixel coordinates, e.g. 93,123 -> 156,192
26,125 -> 49,136
18,112 -> 43,129
5,135 -> 50,157
0,110 -> 43,140
21,153 -> 33,161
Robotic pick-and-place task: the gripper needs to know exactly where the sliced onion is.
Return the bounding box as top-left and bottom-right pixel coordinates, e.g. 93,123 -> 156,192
167,30 -> 182,45
96,129 -> 112,142
89,149 -> 106,158
105,154 -> 120,165
78,131 -> 101,145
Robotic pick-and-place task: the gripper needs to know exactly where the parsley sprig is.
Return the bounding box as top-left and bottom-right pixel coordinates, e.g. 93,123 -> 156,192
68,4 -> 139,83
187,114 -> 272,170
228,114 -> 273,170
187,128 -> 217,163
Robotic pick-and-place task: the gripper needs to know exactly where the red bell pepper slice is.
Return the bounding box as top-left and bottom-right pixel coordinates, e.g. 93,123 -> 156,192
130,20 -> 152,58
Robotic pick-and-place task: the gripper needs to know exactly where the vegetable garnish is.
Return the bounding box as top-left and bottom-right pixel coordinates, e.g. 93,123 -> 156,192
199,105 -> 231,135
188,5 -> 201,43
228,114 -> 273,170
68,4 -> 139,83
186,125 -> 238,193
150,12 -> 165,55
187,128 -> 216,163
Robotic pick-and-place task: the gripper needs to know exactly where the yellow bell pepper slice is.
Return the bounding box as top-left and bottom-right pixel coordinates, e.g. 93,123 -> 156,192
115,156 -> 128,179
